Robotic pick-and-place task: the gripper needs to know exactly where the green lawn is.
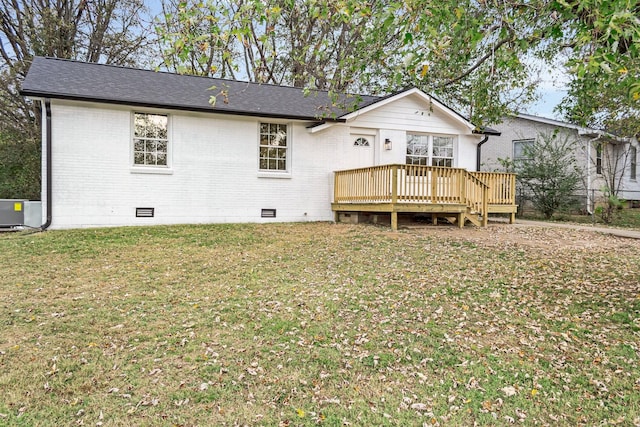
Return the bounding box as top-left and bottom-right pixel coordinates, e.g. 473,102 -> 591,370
1,222 -> 639,426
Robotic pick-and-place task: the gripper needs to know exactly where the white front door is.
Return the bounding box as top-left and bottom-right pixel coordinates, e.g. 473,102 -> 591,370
349,133 -> 376,169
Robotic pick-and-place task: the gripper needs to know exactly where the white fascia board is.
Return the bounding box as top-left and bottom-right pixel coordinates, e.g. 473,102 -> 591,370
340,88 -> 476,131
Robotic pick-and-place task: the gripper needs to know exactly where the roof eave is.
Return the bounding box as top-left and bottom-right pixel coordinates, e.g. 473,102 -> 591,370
473,128 -> 501,136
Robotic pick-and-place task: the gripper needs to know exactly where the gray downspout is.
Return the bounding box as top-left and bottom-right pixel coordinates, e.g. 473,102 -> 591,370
476,135 -> 489,171
40,99 -> 52,230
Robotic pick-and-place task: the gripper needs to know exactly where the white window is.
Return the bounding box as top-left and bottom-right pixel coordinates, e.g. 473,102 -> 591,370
259,123 -> 288,171
631,146 -> 637,180
513,139 -> 534,162
432,136 -> 454,167
596,143 -> 603,175
406,134 -> 455,167
133,113 -> 168,167
406,134 -> 429,165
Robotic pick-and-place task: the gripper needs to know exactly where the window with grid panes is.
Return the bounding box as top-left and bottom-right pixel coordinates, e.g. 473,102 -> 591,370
133,113 -> 168,166
259,123 -> 288,171
406,134 -> 455,167
432,136 -> 454,167
406,134 -> 430,165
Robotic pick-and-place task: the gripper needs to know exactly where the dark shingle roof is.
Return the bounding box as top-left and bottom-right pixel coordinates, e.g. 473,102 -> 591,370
21,57 -> 380,121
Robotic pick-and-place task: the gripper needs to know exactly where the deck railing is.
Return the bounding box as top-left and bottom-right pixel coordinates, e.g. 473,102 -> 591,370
334,165 -> 516,214
470,171 -> 517,205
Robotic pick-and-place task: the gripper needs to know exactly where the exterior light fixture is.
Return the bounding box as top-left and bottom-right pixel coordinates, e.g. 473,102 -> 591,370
384,138 -> 392,150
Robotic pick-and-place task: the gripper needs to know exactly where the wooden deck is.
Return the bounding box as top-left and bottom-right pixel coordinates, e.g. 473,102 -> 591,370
332,164 -> 517,230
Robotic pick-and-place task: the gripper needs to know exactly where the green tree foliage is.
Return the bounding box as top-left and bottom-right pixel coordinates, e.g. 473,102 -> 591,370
516,131 -> 583,219
156,0 -> 390,93
157,0 -> 551,125
157,0 -> 640,131
550,0 -> 640,136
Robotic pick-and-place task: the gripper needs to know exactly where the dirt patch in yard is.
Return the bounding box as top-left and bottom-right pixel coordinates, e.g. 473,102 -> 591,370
404,222 -> 640,251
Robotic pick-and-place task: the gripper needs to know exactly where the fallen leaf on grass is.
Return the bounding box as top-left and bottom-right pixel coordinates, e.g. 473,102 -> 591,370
501,386 -> 518,397
410,403 -> 430,411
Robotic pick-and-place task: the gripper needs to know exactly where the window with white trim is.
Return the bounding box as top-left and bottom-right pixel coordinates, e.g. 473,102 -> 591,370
596,143 -> 603,175
406,134 -> 429,165
432,136 -> 454,167
513,139 -> 534,162
406,134 -> 455,167
133,113 -> 168,166
631,146 -> 637,180
259,123 -> 288,171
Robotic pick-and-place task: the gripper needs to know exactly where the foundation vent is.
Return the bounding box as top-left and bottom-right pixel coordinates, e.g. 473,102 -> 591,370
261,208 -> 276,218
136,207 -> 155,218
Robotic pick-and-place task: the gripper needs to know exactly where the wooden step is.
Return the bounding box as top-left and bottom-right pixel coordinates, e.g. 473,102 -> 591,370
464,213 -> 481,227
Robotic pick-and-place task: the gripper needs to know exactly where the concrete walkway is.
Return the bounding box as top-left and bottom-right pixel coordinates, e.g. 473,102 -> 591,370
496,218 -> 640,240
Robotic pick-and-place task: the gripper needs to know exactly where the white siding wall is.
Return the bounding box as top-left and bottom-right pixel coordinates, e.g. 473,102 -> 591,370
345,94 -> 481,169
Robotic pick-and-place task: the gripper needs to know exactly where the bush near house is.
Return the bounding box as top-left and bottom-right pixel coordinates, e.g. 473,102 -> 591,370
514,132 -> 583,220
0,130 -> 40,200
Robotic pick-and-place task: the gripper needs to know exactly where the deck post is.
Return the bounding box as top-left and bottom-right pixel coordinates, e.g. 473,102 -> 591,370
509,174 -> 517,224
431,169 -> 438,202
391,211 -> 398,231
482,187 -> 489,227
390,165 -> 399,231
458,212 -> 465,228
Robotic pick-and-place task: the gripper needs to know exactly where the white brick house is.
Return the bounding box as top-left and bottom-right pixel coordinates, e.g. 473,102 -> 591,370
21,57 -> 502,230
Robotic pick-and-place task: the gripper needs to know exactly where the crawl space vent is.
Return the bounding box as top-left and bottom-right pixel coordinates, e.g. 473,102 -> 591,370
136,207 -> 155,218
261,208 -> 276,218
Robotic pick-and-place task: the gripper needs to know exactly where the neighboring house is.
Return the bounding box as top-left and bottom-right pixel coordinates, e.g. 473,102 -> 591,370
481,113 -> 640,211
20,56 -> 513,230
